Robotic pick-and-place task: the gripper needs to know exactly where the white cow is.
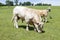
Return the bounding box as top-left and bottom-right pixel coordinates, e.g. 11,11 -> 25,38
21,7 -> 51,23
12,6 -> 44,33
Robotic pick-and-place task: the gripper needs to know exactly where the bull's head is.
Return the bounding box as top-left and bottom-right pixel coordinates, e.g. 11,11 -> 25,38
38,22 -> 45,33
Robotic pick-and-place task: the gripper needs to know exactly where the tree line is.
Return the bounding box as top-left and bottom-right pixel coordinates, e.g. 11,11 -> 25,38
0,0 -> 51,6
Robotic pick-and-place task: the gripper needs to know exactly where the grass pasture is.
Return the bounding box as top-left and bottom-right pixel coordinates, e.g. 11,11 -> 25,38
0,6 -> 60,40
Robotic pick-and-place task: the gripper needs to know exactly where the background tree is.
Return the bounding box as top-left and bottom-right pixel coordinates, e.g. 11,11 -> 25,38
31,3 -> 34,6
14,0 -> 19,6
35,3 -> 51,6
25,1 -> 31,6
35,3 -> 42,6
6,0 -> 13,6
21,1 -> 32,6
43,3 -> 51,6
6,0 -> 10,6
19,2 -> 22,6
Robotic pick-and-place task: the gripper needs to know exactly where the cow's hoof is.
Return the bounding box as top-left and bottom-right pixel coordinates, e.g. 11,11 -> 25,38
26,29 -> 29,31
38,31 -> 45,33
16,27 -> 18,29
34,29 -> 37,32
37,30 -> 42,33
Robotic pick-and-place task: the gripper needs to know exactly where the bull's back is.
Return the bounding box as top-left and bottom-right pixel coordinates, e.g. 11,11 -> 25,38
13,6 -> 28,17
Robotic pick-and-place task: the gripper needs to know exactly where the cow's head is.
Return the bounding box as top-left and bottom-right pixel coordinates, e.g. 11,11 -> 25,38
38,22 -> 45,33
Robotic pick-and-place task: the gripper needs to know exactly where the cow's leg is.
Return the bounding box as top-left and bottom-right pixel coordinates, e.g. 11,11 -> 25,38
40,22 -> 44,29
38,22 -> 45,33
14,16 -> 18,28
33,24 -> 37,31
44,17 -> 47,22
34,23 -> 41,33
25,19 -> 29,31
38,24 -> 43,32
45,17 -> 47,22
25,17 -> 30,31
26,23 -> 29,31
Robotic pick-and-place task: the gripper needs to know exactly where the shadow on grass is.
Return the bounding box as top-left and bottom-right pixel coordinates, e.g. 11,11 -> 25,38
18,25 -> 34,31
46,21 -> 50,23
18,25 -> 45,33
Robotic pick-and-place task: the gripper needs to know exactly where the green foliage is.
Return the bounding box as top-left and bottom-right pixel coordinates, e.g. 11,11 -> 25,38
35,3 -> 42,6
43,4 -> 51,6
6,0 -> 13,6
20,1 -> 32,6
19,2 -> 22,6
0,6 -> 60,40
14,0 -> 19,5
35,3 -> 51,6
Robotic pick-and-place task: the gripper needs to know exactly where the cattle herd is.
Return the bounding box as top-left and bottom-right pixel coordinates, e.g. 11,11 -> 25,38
11,6 -> 51,33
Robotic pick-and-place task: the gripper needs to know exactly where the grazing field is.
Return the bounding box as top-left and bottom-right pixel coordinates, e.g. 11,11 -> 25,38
0,6 -> 60,40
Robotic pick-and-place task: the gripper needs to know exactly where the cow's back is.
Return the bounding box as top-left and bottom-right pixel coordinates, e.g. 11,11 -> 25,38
13,6 -> 28,17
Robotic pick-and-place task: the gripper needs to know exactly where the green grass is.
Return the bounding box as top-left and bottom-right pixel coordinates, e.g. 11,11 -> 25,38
0,6 -> 60,40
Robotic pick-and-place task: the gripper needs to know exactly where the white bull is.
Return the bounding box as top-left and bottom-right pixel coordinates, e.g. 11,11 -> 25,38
12,6 -> 44,33
21,7 -> 51,23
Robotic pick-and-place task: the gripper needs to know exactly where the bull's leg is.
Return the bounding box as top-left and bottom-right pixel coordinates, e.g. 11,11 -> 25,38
14,16 -> 18,28
25,17 -> 30,31
38,24 -> 43,32
26,23 -> 29,31
33,24 -> 37,31
40,22 -> 44,29
38,22 -> 45,33
34,23 -> 41,33
44,17 -> 47,22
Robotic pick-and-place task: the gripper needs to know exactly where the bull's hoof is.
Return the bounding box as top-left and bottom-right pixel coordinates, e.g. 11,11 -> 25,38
37,30 -> 42,33
16,27 -> 18,29
38,31 -> 45,33
26,29 -> 29,31
34,29 -> 37,32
